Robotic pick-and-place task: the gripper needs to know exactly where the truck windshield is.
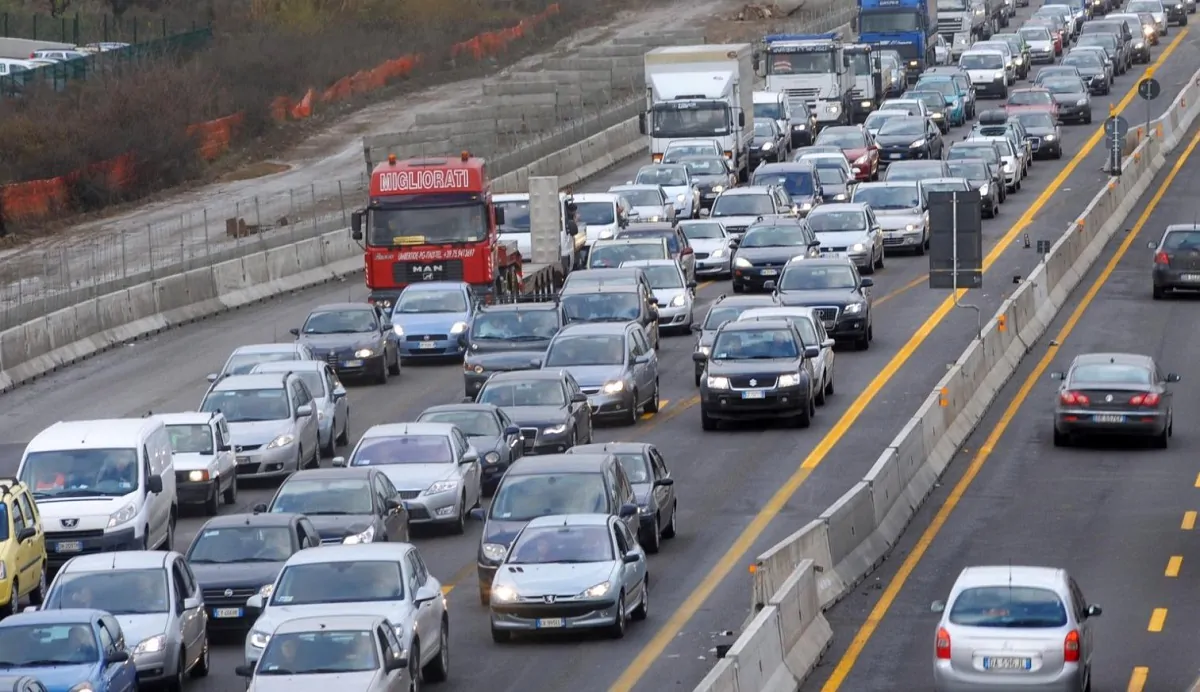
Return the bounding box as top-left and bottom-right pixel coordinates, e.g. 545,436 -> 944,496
767,51 -> 835,75
495,200 -> 531,234
368,203 -> 487,246
847,53 -> 870,75
859,10 -> 922,33
938,0 -> 969,9
575,202 -> 616,225
650,101 -> 731,138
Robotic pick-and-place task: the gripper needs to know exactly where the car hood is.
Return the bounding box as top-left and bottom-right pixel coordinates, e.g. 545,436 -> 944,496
305,514 -> 376,541
632,482 -> 652,506
1070,65 -> 1103,76
1006,104 -> 1055,115
250,671 -> 380,691
778,288 -> 862,306
708,358 -> 801,377
753,135 -> 776,147
1051,93 -> 1086,105
390,313 -> 469,334
115,613 -> 170,648
709,214 -> 769,230
374,463 -> 458,492
558,364 -> 627,389
692,174 -> 727,188
688,238 -> 729,254
493,562 -> 617,593
816,230 -> 871,248
734,246 -> 812,263
1024,125 -> 1057,138
0,664 -> 99,688
965,176 -> 991,190
229,420 -> 294,447
172,451 -> 218,471
652,287 -> 687,306
254,601 -> 414,637
483,519 -> 530,553
467,346 -> 549,368
496,405 -> 569,426
1028,39 -> 1053,49
629,204 -> 668,219
874,211 -> 925,230
875,133 -> 923,147
657,184 -> 690,199
191,561 -> 285,591
298,333 -> 380,352
841,147 -> 868,161
35,494 -> 132,530
465,434 -> 504,455
964,68 -> 1003,83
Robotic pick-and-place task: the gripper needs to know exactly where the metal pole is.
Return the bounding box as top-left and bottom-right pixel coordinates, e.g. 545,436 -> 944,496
1146,89 -> 1153,159
949,191 -> 982,340
146,223 -> 154,279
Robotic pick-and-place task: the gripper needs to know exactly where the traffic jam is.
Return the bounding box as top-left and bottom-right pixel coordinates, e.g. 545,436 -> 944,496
0,0 -> 1176,689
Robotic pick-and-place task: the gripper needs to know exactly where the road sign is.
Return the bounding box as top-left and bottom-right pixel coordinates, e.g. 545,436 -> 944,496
928,190 -> 983,290
1138,77 -> 1161,101
1105,115 -> 1130,138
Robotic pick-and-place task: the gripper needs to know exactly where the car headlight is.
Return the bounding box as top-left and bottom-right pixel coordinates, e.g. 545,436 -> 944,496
107,502 -> 137,529
581,581 -> 611,598
343,524 -> 377,545
931,112 -> 944,119
317,409 -> 326,422
844,302 -> 865,315
712,247 -> 728,258
482,543 -> 508,562
467,363 -> 485,374
649,215 -> 661,222
600,380 -> 625,394
826,104 -> 840,114
68,684 -> 95,692
249,630 -> 270,649
257,583 -> 275,598
734,257 -> 752,268
778,373 -> 802,387
910,139 -> 926,148
598,229 -> 614,239
265,434 -> 295,450
850,243 -> 866,252
492,585 -> 518,602
711,185 -> 725,194
975,7 -> 984,13
393,325 -> 404,336
450,322 -> 468,335
1177,3 -> 1183,8
1135,40 -> 1146,48
1045,134 -> 1058,141
761,142 -> 774,151
354,348 -> 375,358
134,634 -> 166,655
905,223 -> 918,232
669,294 -> 687,307
188,470 -> 210,482
1003,161 -> 1014,171
484,451 -> 501,464
833,193 -> 847,201
1014,56 -> 1024,64
427,480 -> 459,495
860,99 -> 872,108
542,423 -> 568,435
705,375 -> 731,389
793,123 -> 807,130
853,153 -> 869,165
993,71 -> 1005,80
697,345 -> 711,356
980,183 -> 990,194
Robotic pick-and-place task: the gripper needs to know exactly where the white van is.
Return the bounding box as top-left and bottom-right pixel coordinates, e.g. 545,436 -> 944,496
571,192 -> 632,250
17,419 -> 178,569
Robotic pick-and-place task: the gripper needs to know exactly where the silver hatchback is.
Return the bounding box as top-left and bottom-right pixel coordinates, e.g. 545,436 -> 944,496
931,565 -> 1102,692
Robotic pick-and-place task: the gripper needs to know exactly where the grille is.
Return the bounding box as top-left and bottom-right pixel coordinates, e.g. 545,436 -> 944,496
883,236 -> 907,246
392,260 -> 465,285
47,529 -> 104,540
822,246 -> 848,253
320,537 -> 344,545
326,351 -> 338,366
398,491 -> 421,500
1029,137 -> 1041,150
235,463 -> 261,475
937,16 -> 968,33
750,261 -> 785,268
406,334 -> 448,342
694,252 -> 710,260
725,225 -> 748,235
235,444 -> 261,452
202,587 -> 258,605
785,87 -> 820,100
851,88 -> 865,98
730,376 -> 779,389
492,603 -> 608,619
408,506 -> 431,521
579,387 -> 601,395
814,306 -> 840,322
520,428 -> 539,452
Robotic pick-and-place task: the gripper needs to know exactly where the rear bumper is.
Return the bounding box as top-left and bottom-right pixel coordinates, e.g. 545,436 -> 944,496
934,660 -> 1083,692
1154,267 -> 1200,290
1055,411 -> 1166,437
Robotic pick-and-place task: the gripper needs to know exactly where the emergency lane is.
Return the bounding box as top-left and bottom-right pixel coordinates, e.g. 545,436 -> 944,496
0,26 -> 1192,692
800,98 -> 1200,692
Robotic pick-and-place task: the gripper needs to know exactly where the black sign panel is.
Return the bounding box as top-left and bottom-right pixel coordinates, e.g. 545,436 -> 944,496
928,190 -> 983,290
393,259 -> 464,284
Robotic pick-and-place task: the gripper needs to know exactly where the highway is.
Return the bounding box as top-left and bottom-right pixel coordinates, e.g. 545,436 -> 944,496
0,14 -> 1194,692
803,81 -> 1200,692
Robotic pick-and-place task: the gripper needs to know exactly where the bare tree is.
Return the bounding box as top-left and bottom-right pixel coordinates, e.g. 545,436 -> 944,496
105,0 -> 137,18
46,0 -> 72,17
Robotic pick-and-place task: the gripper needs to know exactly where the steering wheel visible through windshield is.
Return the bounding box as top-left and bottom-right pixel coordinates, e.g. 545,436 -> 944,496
21,449 -> 139,498
509,525 -> 614,564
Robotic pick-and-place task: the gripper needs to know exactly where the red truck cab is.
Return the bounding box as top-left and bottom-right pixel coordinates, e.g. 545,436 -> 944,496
351,152 -> 522,309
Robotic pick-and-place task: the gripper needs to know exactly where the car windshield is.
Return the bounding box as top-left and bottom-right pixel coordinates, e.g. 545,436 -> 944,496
1070,363 -> 1153,384
808,210 -> 868,232
887,165 -> 942,182
351,435 -> 453,465
878,118 -> 926,136
303,309 -> 377,334
814,129 -> 865,148
0,624 -> 101,666
949,146 -> 998,163
634,265 -> 684,288
1162,230 -> 1200,250
949,586 -> 1068,627
1019,28 -> 1051,40
910,93 -> 945,111
680,221 -> 724,240
664,144 -> 720,159
1008,90 -> 1053,106
478,380 -> 566,407
704,305 -> 754,329
923,181 -> 971,194
635,166 -> 689,187
509,525 -> 614,564
752,170 -> 814,197
615,189 -> 661,207
1040,79 -> 1081,95
680,157 -> 728,176
470,310 -> 559,341
864,111 -> 904,130
711,329 -> 798,360
418,411 -> 501,437
711,193 -> 775,217
617,231 -> 678,254
947,160 -> 989,178
394,290 -> 467,314
495,199 -> 531,234
367,204 -> 486,246
754,121 -> 776,137
960,53 -> 1003,69
201,388 -> 289,422
561,292 -> 641,322
225,352 -> 297,375
744,312 -> 818,344
21,449 -> 138,498
490,473 -> 608,521
853,185 -> 919,209
740,226 -> 810,248
781,265 -> 858,290
255,367 -> 327,398
166,424 -> 214,455
880,102 -> 919,115
574,202 -> 616,226
257,630 -> 379,675
545,334 -> 626,367
915,80 -> 956,97
1128,0 -> 1160,11
613,453 -> 651,482
270,478 -> 373,515
590,243 -> 666,267
271,561 -> 403,606
188,526 -> 295,563
48,569 -> 169,614
0,506 -> 6,541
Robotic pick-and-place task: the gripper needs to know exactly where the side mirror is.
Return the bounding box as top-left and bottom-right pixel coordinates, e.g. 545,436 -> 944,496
860,277 -> 874,287
738,112 -> 746,127
351,210 -> 364,237
622,551 -> 641,564
386,653 -> 409,672
804,345 -> 820,359
634,354 -> 651,364
699,208 -> 710,218
729,238 -> 740,248
246,594 -> 264,610
218,443 -> 232,452
1049,371 -> 1064,380
638,112 -> 647,135
414,584 -> 440,605
107,649 -> 130,664
690,323 -> 702,333
1085,604 -> 1103,618
653,477 -> 674,487
332,385 -> 347,399
822,338 -> 835,348
461,451 -> 479,465
461,396 -> 477,404
529,356 -> 544,368
763,280 -> 777,291
385,498 -> 402,511
146,474 -> 163,494
22,606 -> 37,613
618,503 -> 638,518
183,596 -> 202,611
16,526 -> 36,543
494,207 -> 505,225
1147,240 -> 1158,249
691,352 -> 708,363
469,507 -> 486,520
628,209 -> 641,217
570,392 -> 590,404
234,664 -> 255,678
332,456 -> 348,467
205,373 -> 218,383
687,280 -> 698,289
288,327 -> 300,337
252,502 -> 269,514
930,600 -> 946,613
504,425 -> 521,437
649,296 -> 660,305
380,319 -> 392,331
1167,373 -> 1182,382
296,404 -> 313,418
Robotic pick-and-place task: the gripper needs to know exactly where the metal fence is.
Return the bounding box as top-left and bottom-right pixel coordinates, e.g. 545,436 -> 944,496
0,12 -> 196,45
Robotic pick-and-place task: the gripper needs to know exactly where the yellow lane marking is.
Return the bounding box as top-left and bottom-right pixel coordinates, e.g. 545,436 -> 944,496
440,560 -> 479,595
817,100 -> 1200,691
1183,511 -> 1196,530
1128,666 -> 1150,692
1166,555 -> 1183,577
610,33 -> 1189,692
641,399 -> 671,420
1148,608 -> 1168,632
1193,471 -> 1200,487
875,274 -> 927,307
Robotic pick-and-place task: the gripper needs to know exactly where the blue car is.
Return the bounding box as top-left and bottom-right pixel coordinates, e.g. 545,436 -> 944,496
390,281 -> 476,358
0,609 -> 137,692
914,76 -> 969,127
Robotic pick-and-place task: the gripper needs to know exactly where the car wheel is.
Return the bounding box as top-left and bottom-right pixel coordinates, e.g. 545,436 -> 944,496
1153,426 -> 1170,449
223,474 -> 238,505
632,578 -> 650,621
161,513 -> 175,552
424,619 -> 450,682
1053,427 -> 1071,447
451,495 -> 466,535
320,430 -> 335,458
375,358 -> 389,385
190,636 -> 210,678
203,485 -> 220,516
625,390 -> 640,427
30,564 -> 46,605
825,372 -> 835,396
645,380 -> 660,413
662,501 -> 678,539
336,413 -> 350,446
169,651 -> 185,692
1153,285 -> 1166,299
643,521 -> 661,554
861,260 -> 875,275
815,373 -> 828,405
701,408 -> 717,431
490,624 -> 510,643
2,580 -> 17,618
793,395 -> 811,428
388,348 -> 402,376
608,594 -> 627,638
914,238 -> 926,256
874,249 -> 884,269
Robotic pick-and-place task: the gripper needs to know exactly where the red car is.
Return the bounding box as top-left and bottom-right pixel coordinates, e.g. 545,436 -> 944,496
1005,87 -> 1060,120
813,125 -> 879,181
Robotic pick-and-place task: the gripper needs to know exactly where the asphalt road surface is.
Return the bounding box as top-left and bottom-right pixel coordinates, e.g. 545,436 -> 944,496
0,16 -> 1195,692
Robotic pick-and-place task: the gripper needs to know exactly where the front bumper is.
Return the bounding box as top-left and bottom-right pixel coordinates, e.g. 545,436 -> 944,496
934,660 -> 1083,692
398,337 -> 465,358
827,314 -> 869,340
478,562 -> 500,596
700,385 -> 806,420
481,461 -> 510,492
883,229 -> 925,252
133,647 -> 174,683
328,352 -> 387,376
491,598 -> 620,632
695,255 -> 731,275
1056,103 -> 1089,121
1029,49 -> 1055,63
878,147 -> 926,164
749,149 -> 780,167
520,427 -> 575,453
586,390 -> 636,419
852,98 -> 877,121
657,303 -> 692,328
403,490 -> 463,524
850,160 -> 874,181
821,249 -> 871,270
976,81 -> 1007,98
1055,409 -> 1166,438
176,477 -> 220,504
732,266 -> 782,291
46,527 -> 139,568
235,443 -> 298,478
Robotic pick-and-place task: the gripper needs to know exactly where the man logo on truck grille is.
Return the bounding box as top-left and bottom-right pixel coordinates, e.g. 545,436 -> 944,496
415,264 -> 444,280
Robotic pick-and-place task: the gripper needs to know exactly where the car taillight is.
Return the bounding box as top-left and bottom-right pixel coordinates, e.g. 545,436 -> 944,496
1155,251 -> 1170,265
936,627 -> 952,659
1060,391 -> 1089,405
1064,630 -> 1080,663
1130,392 -> 1160,406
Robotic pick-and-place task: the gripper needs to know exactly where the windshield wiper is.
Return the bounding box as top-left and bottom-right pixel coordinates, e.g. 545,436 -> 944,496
507,335 -> 550,341
17,659 -> 76,667
302,668 -> 357,674
303,511 -> 352,516
258,668 -> 296,676
41,489 -> 107,498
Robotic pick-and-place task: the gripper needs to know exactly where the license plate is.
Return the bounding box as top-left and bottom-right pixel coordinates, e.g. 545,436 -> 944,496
55,541 -> 82,553
889,152 -> 903,159
1093,414 -> 1125,423
536,618 -> 565,629
983,656 -> 1031,670
1182,274 -> 1200,281
760,269 -> 778,276
419,342 -> 437,349
344,359 -> 364,367
213,608 -> 243,619
236,456 -> 252,464
742,390 -> 766,399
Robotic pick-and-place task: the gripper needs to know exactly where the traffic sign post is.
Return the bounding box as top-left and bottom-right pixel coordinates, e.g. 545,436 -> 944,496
1105,112 -> 1129,176
1138,76 -> 1161,158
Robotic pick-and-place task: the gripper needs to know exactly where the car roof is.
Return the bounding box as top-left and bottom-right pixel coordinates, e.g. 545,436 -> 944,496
233,343 -> 304,355
486,370 -> 566,382
571,192 -> 621,202
785,256 -> 856,268
955,565 -> 1066,590
595,237 -> 667,245
568,442 -> 651,455
360,422 -> 458,439
610,184 -> 661,192
621,259 -> 681,269
477,301 -> 559,312
567,268 -> 647,280
201,512 -> 302,529
308,302 -> 375,313
419,403 -> 503,416
922,177 -> 971,186
61,550 -> 169,572
272,614 -> 389,635
719,317 -> 794,333
859,178 -> 921,187
740,306 -> 818,320
212,373 -> 288,391
252,360 -> 325,373
561,282 -> 640,295
284,543 -> 414,566
638,163 -> 687,171
719,186 -> 774,196
664,138 -> 719,146
1071,352 -> 1154,367
618,224 -> 676,234
809,202 -> 868,213
754,161 -> 817,173
506,453 -> 613,475
399,281 -> 470,292
0,609 -> 107,626
555,322 -> 633,337
525,513 -> 612,529
283,467 -> 375,482
155,412 -> 219,425
711,293 -> 782,307
26,419 -> 164,452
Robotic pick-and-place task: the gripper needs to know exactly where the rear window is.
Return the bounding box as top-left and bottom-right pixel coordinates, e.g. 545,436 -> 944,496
949,586 -> 1068,628
1070,364 -> 1152,384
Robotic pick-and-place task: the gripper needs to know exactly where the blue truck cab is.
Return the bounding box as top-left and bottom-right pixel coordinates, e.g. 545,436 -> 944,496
854,0 -> 938,80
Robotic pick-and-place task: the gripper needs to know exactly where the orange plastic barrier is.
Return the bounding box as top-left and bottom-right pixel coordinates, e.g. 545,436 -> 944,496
0,177 -> 69,223
187,113 -> 245,162
451,5 -> 559,61
270,96 -> 293,123
290,89 -> 314,120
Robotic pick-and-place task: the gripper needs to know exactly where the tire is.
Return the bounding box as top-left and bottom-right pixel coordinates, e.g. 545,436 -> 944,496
856,333 -> 870,351
490,625 -> 510,643
624,391 -> 640,427
2,580 -> 17,619
161,513 -> 175,552
874,251 -> 884,270
1053,428 -> 1070,447
223,475 -> 238,505
451,496 -> 466,535
375,358 -> 389,385
1153,285 -> 1166,299
700,408 -> 717,431
388,350 -> 401,376
409,642 -> 423,689
661,502 -> 678,539
608,594 -> 627,638
423,619 -> 450,682
632,579 -> 649,621
1153,426 -> 1169,449
694,370 -> 702,387
815,376 -> 827,406
645,380 -> 660,413
203,486 -> 220,516
825,372 -> 834,396
29,565 -> 46,606
914,238 -> 926,256
190,636 -> 210,678
642,521 -> 661,554
860,261 -> 874,275
794,395 -> 812,429
168,651 -> 186,692
320,431 -> 335,459
336,414 -> 350,446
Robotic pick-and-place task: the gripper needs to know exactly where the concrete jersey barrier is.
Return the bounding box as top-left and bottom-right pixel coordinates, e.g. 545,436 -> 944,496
694,67 -> 1200,692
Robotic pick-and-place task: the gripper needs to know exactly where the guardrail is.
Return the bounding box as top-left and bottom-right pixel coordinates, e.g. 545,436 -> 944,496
691,66 -> 1200,692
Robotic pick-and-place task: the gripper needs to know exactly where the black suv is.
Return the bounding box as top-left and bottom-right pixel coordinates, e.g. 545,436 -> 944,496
767,256 -> 875,350
463,297 -> 565,397
693,319 -> 819,430
731,216 -> 821,293
691,293 -> 782,385
560,280 -> 661,349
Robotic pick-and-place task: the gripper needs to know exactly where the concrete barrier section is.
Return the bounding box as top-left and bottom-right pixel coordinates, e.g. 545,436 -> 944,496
816,482 -> 880,604
726,607 -> 794,692
752,519 -> 832,611
769,561 -> 832,688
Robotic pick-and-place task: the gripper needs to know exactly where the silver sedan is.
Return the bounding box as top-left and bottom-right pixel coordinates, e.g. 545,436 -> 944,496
251,360 -> 350,457
678,219 -> 735,278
